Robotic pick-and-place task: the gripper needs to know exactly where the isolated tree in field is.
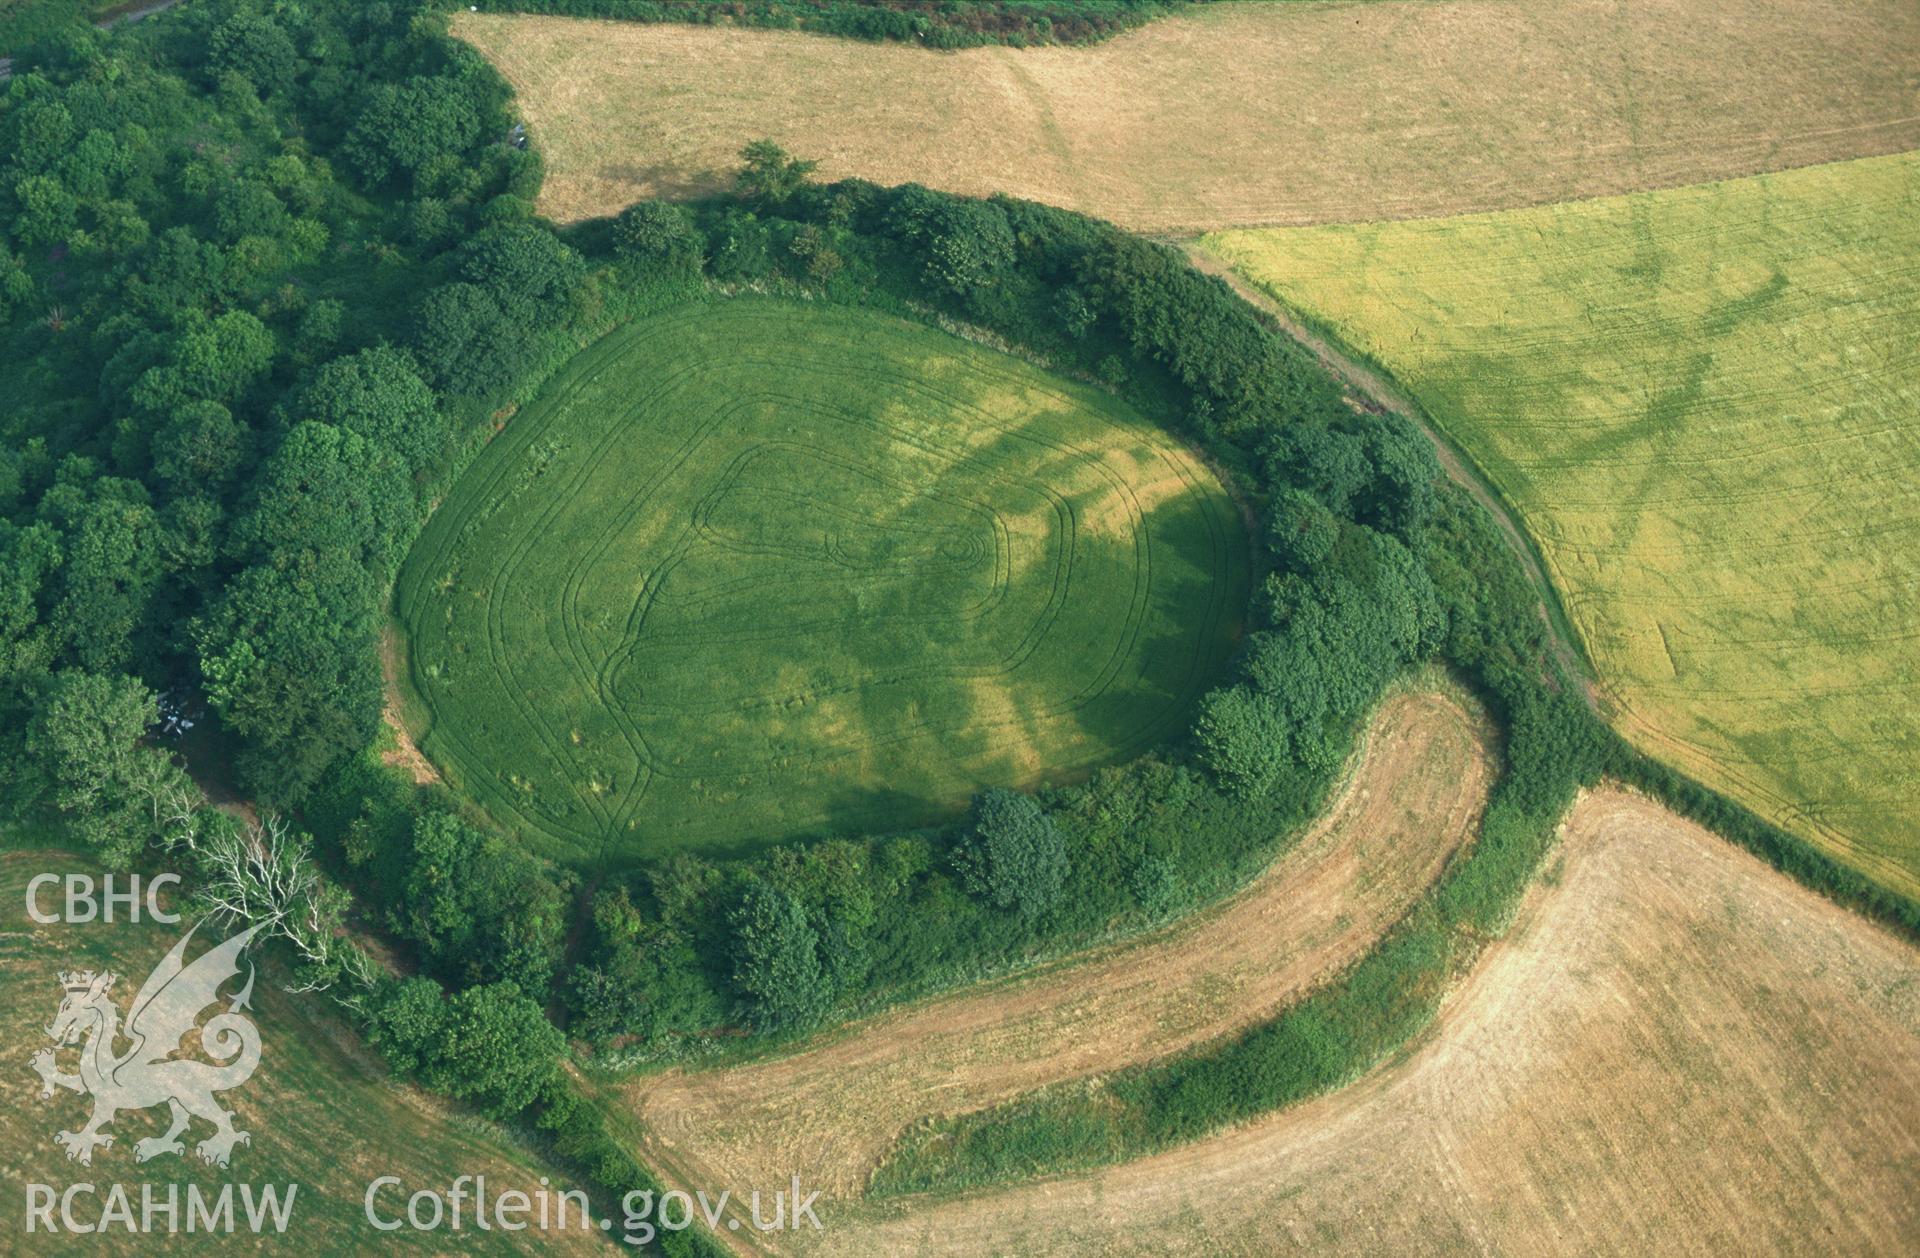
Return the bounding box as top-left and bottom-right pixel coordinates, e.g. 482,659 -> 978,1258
729,881 -> 830,1032
734,139 -> 817,205
612,200 -> 704,278
955,788 -> 1067,918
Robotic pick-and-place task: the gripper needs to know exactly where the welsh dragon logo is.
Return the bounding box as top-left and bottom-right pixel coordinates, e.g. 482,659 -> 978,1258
29,922 -> 266,1168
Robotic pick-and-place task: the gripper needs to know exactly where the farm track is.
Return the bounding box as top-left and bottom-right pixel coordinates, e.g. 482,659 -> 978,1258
618,688 -> 1489,1227
454,0 -> 1920,232
814,789 -> 1920,1255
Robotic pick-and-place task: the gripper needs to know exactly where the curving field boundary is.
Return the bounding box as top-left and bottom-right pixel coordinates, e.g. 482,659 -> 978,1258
1202,152 -> 1920,898
615,688 -> 1490,1214
818,789 -> 1920,1255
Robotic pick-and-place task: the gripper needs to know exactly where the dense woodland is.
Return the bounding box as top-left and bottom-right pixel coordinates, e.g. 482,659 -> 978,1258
2,0 -> 1197,57
0,2 -> 113,55
2,1 -> 1911,1248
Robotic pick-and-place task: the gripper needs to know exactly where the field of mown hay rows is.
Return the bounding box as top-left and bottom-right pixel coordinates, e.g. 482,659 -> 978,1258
452,0 -> 1920,231
820,789 -> 1920,1255
393,299 -> 1246,863
1204,151 -> 1920,898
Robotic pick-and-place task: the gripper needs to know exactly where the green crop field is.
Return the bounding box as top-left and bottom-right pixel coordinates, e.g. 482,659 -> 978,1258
394,299 -> 1247,863
0,848 -> 602,1254
1202,152 -> 1920,898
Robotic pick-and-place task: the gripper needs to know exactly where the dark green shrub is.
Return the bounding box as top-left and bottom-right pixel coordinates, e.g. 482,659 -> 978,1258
955,788 -> 1068,918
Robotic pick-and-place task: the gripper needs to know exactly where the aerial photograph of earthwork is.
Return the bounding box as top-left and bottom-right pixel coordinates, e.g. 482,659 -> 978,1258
0,0 -> 1914,1253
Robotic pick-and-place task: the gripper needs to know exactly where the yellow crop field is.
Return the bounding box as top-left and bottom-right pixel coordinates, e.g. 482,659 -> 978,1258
1203,152 -> 1920,896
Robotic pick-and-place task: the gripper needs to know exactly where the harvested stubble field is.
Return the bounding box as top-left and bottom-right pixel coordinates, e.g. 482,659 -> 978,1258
394,299 -> 1245,863
821,790 -> 1920,1256
452,0 -> 1920,232
1204,152 -> 1920,899
0,850 -> 603,1254
615,688 -> 1489,1218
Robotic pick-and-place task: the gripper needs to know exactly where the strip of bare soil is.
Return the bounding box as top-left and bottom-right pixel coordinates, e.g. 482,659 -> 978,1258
820,789 -> 1920,1255
620,688 -> 1489,1214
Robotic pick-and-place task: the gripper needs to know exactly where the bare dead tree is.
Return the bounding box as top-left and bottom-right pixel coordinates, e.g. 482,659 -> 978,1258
191,813 -> 368,995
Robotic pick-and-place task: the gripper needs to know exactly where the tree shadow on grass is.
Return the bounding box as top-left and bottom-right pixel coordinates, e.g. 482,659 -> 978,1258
597,161 -> 729,202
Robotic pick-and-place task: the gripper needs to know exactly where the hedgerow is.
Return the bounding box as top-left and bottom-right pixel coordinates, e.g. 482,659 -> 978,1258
461,0 -> 1207,50
866,496 -> 1608,1194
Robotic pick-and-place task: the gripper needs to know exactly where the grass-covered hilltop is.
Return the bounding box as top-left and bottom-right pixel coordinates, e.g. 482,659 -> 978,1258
2,2 -> 1914,1253
394,299 -> 1245,862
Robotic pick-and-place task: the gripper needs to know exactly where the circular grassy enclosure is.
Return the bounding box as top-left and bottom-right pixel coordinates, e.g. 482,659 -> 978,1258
394,300 -> 1248,862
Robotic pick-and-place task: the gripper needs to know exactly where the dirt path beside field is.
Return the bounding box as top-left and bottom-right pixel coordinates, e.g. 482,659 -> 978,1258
379,624 -> 441,786
820,789 -> 1920,1255
622,688 -> 1490,1212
